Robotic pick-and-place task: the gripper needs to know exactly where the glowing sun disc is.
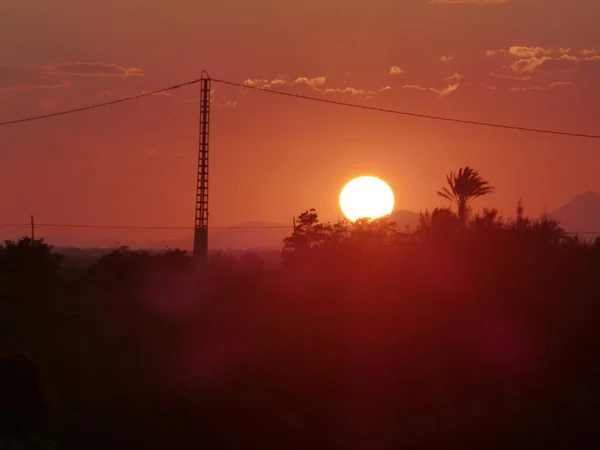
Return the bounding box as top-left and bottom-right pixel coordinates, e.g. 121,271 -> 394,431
339,176 -> 395,221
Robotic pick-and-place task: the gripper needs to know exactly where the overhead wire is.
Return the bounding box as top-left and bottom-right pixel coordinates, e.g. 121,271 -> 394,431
0,223 -> 598,235
211,78 -> 600,140
0,78 -> 202,126
0,74 -> 597,139
0,223 -> 291,232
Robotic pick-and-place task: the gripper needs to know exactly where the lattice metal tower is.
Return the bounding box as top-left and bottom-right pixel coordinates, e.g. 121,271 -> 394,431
193,73 -> 211,264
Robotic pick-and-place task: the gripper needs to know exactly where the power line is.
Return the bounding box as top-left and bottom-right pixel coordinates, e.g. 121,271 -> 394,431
1,74 -> 599,139
0,223 -> 291,232
0,78 -> 202,126
0,222 -> 598,234
212,78 -> 600,140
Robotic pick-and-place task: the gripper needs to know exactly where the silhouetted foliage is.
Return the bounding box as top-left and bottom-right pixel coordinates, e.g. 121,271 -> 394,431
0,238 -> 62,283
437,166 -> 495,223
2,169 -> 600,450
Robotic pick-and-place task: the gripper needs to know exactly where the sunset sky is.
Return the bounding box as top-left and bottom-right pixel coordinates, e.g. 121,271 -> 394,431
1,0 -> 599,244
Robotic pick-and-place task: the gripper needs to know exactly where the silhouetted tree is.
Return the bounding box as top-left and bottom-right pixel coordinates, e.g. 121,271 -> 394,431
417,207 -> 461,249
88,247 -> 152,284
437,166 -> 494,223
282,209 -> 333,265
0,238 -> 63,292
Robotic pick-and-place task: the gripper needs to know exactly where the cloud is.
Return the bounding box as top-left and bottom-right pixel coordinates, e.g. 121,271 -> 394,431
294,76 -> 327,88
402,83 -> 459,97
243,77 -> 294,88
510,54 -> 600,73
402,71 -> 463,98
509,81 -> 572,93
440,55 -> 455,62
486,46 -> 600,73
438,83 -> 460,96
243,75 -> 391,99
444,73 -> 464,83
243,78 -> 271,88
486,46 -> 569,57
508,46 -> 553,57
389,66 -> 404,75
40,62 -> 146,77
243,76 -> 327,90
322,86 -> 392,97
429,0 -> 509,4
100,90 -> 114,97
489,72 -> 531,81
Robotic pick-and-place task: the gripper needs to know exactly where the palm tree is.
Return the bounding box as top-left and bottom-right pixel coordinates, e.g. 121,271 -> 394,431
437,166 -> 494,223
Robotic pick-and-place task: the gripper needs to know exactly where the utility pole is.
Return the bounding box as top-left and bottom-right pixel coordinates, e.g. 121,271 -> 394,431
193,72 -> 211,266
30,215 -> 35,241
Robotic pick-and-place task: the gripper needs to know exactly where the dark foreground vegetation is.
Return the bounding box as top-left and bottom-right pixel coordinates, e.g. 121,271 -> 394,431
1,168 -> 599,450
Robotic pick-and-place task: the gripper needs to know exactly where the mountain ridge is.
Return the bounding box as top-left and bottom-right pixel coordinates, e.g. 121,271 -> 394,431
549,191 -> 600,233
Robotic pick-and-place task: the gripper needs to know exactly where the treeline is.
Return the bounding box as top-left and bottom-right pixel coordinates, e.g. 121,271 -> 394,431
1,168 -> 599,450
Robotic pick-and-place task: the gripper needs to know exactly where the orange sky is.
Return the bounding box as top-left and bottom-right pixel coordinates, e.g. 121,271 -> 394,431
1,0 -> 599,244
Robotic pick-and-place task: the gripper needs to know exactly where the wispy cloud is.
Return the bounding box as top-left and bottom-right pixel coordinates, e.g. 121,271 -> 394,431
243,75 -> 391,98
293,76 -> 328,88
440,55 -> 455,62
403,83 -> 459,97
41,62 -> 146,77
444,73 -> 464,83
509,81 -> 572,93
508,46 -> 554,57
243,77 -> 290,88
402,71 -> 463,98
486,46 -> 600,73
323,86 -> 392,97
389,66 -> 404,75
511,54 -> 600,73
489,72 -> 531,81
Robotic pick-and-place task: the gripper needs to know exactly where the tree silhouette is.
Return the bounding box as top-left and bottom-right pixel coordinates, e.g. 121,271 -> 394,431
437,166 -> 494,223
417,207 -> 461,250
0,238 -> 63,289
282,209 -> 332,263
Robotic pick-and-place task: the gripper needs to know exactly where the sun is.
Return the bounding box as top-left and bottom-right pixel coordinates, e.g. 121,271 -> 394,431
339,176 -> 395,221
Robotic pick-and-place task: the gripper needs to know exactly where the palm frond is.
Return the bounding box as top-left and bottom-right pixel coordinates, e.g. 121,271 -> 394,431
437,187 -> 455,201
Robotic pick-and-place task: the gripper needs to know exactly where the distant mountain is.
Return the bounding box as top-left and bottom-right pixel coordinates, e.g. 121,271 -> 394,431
549,191 -> 600,234
389,210 -> 421,231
